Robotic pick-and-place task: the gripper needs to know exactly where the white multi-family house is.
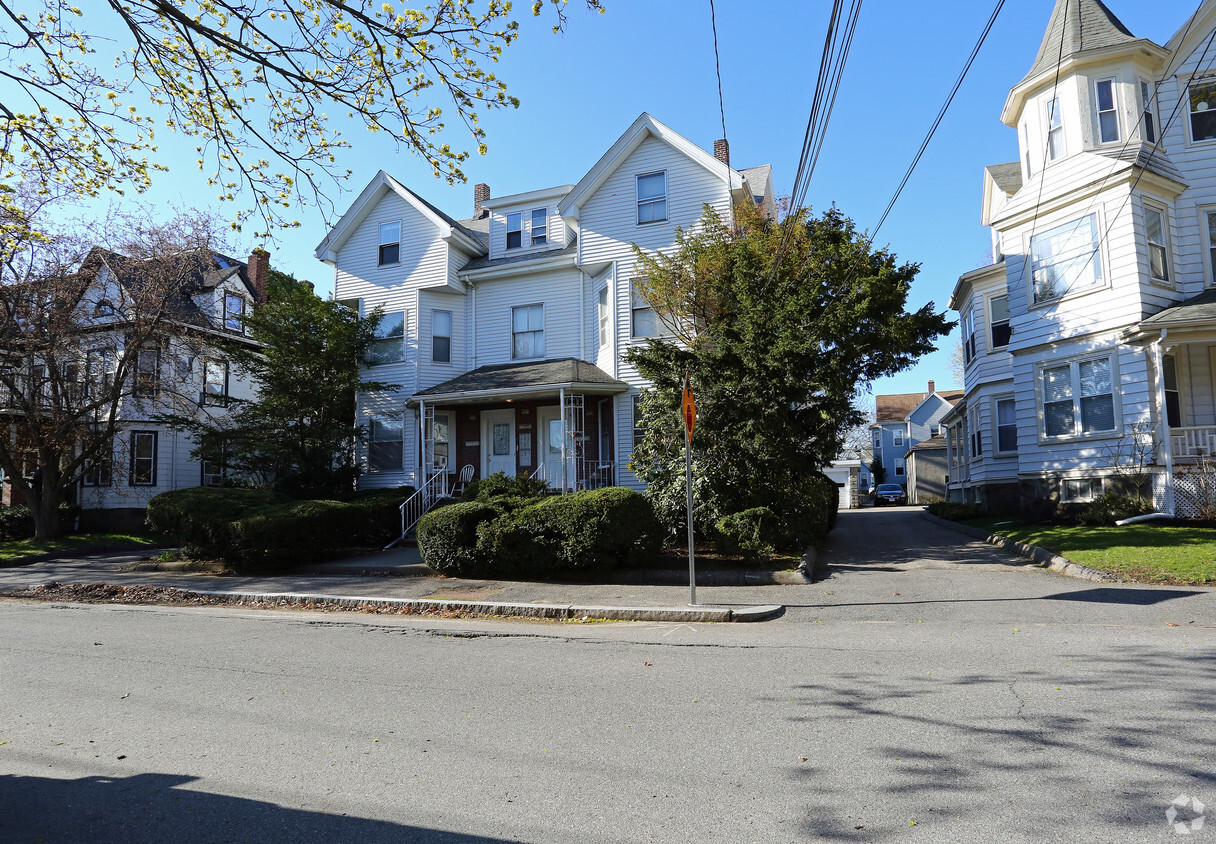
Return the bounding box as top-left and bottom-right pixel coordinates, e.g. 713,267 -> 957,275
314,113 -> 774,509
1,248 -> 265,530
869,381 -> 961,488
945,0 -> 1216,517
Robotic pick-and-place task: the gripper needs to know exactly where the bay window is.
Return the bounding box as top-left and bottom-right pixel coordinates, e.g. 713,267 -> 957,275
1095,78 -> 1119,143
1140,80 -> 1157,144
989,294 -> 1010,349
1046,97 -> 1064,160
1143,203 -> 1170,283
995,397 -> 1017,454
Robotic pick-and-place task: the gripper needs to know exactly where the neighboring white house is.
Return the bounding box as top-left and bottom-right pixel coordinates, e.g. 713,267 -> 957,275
1,248 -> 265,529
869,381 -> 961,488
944,0 -> 1216,517
314,113 -> 775,498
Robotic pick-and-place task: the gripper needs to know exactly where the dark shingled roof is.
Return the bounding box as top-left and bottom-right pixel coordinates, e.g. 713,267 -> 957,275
986,162 -> 1023,195
1096,143 -> 1187,186
1020,0 -> 1137,88
1142,288 -> 1216,326
459,238 -> 577,272
906,433 -> 947,455
396,183 -> 485,246
875,391 -> 963,424
414,357 -> 627,398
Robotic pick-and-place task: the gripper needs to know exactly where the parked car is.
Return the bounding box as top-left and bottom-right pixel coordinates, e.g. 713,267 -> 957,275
873,484 -> 908,506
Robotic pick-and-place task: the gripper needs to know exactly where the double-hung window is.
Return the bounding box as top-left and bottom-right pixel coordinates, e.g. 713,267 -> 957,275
894,457 -> 905,477
1095,78 -> 1120,143
368,414 -> 404,472
367,310 -> 405,365
1021,121 -> 1033,179
968,406 -> 982,457
1046,97 -> 1065,160
636,172 -> 667,224
597,286 -> 610,347
1030,213 -> 1102,303
202,359 -> 228,406
224,292 -> 245,333
893,430 -> 904,447
1189,79 -> 1216,143
1206,211 -> 1216,286
130,431 -> 157,486
202,445 -> 226,487
531,209 -> 547,246
961,308 -> 976,364
631,280 -> 658,338
378,222 -> 400,266
432,310 -> 452,364
1143,203 -> 1170,283
506,212 -> 523,249
512,304 -> 544,359
1041,355 -> 1117,438
1140,80 -> 1157,144
82,438 -> 112,487
995,397 -> 1017,454
873,432 -> 881,452
1163,354 -> 1181,428
134,347 -> 160,398
989,294 -> 1011,349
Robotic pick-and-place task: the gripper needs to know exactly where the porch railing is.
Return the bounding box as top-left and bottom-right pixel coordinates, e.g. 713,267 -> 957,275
1170,426 -> 1216,460
385,470 -> 449,550
530,459 -> 617,493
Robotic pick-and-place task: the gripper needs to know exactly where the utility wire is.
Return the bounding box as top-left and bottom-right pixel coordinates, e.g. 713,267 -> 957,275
708,0 -> 734,228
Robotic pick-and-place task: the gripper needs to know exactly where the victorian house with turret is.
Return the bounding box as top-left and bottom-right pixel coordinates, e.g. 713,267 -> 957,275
945,0 -> 1216,517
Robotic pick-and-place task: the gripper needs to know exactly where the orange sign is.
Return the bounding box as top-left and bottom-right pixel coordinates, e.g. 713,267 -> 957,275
682,374 -> 696,441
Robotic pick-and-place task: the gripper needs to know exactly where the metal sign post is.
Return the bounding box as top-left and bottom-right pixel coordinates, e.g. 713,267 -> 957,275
682,373 -> 697,606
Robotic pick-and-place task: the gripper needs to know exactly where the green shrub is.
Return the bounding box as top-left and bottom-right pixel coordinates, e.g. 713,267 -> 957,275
715,507 -> 784,560
1078,492 -> 1153,526
145,487 -> 290,559
475,487 -> 663,577
0,505 -> 34,541
772,473 -> 839,549
464,471 -> 549,503
228,499 -> 367,571
416,501 -> 502,576
339,486 -> 415,540
926,501 -> 988,521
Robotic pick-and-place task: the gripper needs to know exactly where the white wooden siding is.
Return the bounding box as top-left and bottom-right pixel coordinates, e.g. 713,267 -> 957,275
471,267 -> 582,366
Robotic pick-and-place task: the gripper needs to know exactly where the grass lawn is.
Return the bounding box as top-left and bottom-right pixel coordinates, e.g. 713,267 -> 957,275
0,533 -> 167,567
961,517 -> 1216,585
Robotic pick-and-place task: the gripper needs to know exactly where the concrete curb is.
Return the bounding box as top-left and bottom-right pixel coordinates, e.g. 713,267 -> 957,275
921,511 -> 1119,583
188,589 -> 786,623
299,563 -> 806,586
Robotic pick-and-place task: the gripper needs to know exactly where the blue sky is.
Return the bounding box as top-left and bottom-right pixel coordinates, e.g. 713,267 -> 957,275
56,0 -> 1205,400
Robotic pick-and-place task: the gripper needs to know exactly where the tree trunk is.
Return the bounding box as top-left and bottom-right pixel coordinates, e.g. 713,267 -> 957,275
30,463 -> 65,541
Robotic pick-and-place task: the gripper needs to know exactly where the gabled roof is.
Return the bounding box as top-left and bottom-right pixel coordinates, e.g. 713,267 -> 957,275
874,390 -> 963,425
314,170 -> 487,263
1019,0 -> 1137,89
986,163 -> 1023,195
557,113 -> 744,220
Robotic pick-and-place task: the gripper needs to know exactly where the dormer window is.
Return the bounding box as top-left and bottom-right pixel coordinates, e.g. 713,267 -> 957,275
506,212 -> 522,249
1189,79 -> 1216,143
1095,79 -> 1119,143
637,172 -> 667,224
1140,80 -> 1157,144
224,292 -> 245,333
1046,97 -> 1064,160
378,222 -> 400,266
531,209 -> 547,246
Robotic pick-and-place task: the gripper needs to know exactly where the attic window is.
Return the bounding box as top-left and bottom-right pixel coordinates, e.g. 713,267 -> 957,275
224,293 -> 244,332
378,222 -> 400,265
637,172 -> 667,224
506,213 -> 522,249
1046,97 -> 1064,160
531,208 -> 548,246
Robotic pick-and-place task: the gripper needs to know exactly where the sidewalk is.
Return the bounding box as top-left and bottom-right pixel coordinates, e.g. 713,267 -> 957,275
0,545 -> 792,623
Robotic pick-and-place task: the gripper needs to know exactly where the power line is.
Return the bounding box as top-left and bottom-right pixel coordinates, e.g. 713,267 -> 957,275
707,0 -> 733,227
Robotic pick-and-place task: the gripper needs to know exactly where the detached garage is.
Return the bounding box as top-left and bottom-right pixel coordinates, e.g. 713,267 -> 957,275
905,435 -> 948,504
823,459 -> 861,510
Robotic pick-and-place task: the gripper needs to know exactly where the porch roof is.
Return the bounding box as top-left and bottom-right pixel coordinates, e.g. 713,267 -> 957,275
1140,289 -> 1216,330
411,357 -> 629,405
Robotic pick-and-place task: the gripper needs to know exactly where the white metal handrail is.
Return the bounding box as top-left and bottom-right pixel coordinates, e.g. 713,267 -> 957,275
386,470 -> 449,549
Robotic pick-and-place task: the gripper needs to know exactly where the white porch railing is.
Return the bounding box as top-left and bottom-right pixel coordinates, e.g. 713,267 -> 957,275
1170,426 -> 1216,460
385,470 -> 449,550
530,459 -> 617,493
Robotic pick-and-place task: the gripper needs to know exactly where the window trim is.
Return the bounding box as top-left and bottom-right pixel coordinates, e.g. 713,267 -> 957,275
1142,200 -> 1172,286
636,171 -> 668,225
597,284 -> 610,347
431,411 -> 451,471
987,292 -> 1011,350
1140,79 -> 1157,144
1046,96 -> 1065,161
894,457 -> 905,477
1186,76 -> 1216,146
129,430 -> 158,487
431,309 -> 452,364
378,221 -> 401,266
367,309 -> 406,366
1203,207 -> 1216,288
505,212 -> 523,250
367,413 -> 405,473
201,358 -> 229,407
598,397 -> 613,462
511,303 -> 545,360
133,347 -> 160,399
893,429 -> 904,447
1094,77 -> 1120,144
992,395 -> 1018,457
224,292 -> 246,333
201,443 -> 226,487
967,405 -> 983,459
630,279 -> 659,339
1027,212 -> 1105,306
961,307 -> 976,365
631,394 -> 644,452
81,438 -> 113,487
1035,352 -> 1121,443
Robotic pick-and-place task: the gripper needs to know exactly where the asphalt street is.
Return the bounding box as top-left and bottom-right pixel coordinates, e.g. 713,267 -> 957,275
1,507 -> 1213,842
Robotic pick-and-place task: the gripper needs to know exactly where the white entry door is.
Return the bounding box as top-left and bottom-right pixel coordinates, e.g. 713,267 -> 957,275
537,406 -> 574,489
481,409 -> 516,477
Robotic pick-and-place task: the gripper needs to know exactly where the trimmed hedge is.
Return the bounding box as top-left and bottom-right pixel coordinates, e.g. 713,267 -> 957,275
145,487 -> 291,560
715,507 -> 783,561
418,487 -> 663,579
416,501 -> 502,577
772,472 -> 839,550
925,501 -> 988,521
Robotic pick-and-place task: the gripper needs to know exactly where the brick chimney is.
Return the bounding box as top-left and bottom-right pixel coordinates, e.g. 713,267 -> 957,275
474,183 -> 491,218
927,380 -> 936,394
713,139 -> 730,166
248,248 -> 270,304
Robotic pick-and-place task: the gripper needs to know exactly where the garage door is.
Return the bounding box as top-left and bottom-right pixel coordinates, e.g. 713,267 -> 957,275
837,477 -> 852,509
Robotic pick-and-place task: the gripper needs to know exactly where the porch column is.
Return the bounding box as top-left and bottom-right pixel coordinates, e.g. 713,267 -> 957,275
559,386 -> 567,492
1152,333 -> 1175,514
418,399 -> 426,489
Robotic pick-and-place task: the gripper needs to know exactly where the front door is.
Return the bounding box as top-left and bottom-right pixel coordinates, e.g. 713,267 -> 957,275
481,409 -> 516,477
537,405 -> 574,490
